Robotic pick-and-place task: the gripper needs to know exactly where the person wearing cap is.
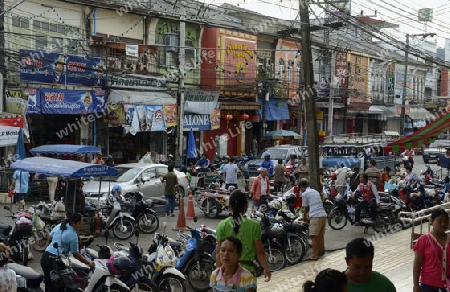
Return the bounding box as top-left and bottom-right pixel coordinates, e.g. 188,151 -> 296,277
260,153 -> 274,177
299,179 -> 327,260
165,154 -> 175,167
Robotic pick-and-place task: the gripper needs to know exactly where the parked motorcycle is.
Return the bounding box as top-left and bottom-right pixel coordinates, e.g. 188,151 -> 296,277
4,206 -> 33,266
176,226 -> 216,291
195,189 -> 233,219
7,262 -> 44,291
123,192 -> 159,234
102,194 -> 136,240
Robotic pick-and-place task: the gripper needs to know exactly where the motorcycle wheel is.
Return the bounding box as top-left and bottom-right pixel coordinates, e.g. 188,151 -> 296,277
265,246 -> 286,272
285,236 -> 306,265
112,217 -> 136,240
186,260 -> 215,291
159,275 -> 186,292
137,212 -> 159,234
202,197 -> 220,219
130,281 -> 158,292
328,208 -> 348,230
372,213 -> 391,234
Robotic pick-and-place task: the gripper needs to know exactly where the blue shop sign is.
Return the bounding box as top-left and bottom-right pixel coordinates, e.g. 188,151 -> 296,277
40,89 -> 107,114
183,114 -> 211,131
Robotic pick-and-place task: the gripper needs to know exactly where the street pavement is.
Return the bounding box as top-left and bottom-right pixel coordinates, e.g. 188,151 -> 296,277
3,155 -> 435,291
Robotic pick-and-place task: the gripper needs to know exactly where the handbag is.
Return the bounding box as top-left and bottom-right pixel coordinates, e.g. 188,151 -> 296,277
426,234 -> 450,290
7,189 -> 14,198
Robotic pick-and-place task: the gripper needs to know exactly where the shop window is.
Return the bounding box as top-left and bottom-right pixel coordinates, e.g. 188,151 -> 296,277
41,22 -> 49,31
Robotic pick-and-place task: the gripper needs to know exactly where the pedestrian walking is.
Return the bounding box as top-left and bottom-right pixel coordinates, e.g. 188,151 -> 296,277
250,168 -> 270,211
344,238 -> 395,291
299,179 -> 327,260
413,209 -> 450,292
303,268 -> 347,292
335,164 -> 348,196
215,189 -> 271,287
10,169 -> 29,208
224,156 -> 240,191
160,165 -> 178,217
210,236 -> 256,292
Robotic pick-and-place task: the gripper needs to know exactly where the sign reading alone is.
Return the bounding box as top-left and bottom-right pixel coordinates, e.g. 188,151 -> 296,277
183,114 -> 211,131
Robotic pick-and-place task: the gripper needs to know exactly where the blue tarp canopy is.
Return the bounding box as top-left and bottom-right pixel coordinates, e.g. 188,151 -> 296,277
30,144 -> 101,155
10,157 -> 119,178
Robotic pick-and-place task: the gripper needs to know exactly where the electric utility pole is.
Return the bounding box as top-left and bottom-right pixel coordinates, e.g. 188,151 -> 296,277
300,0 -> 321,191
177,7 -> 186,163
400,33 -> 435,136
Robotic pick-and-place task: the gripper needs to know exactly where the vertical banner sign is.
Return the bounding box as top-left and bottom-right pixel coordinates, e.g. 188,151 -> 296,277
163,105 -> 178,127
335,51 -> 347,101
210,109 -> 221,130
40,89 -> 107,114
20,50 -> 106,86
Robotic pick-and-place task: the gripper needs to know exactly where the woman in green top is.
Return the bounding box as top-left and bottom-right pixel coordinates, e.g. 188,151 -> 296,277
215,190 -> 271,286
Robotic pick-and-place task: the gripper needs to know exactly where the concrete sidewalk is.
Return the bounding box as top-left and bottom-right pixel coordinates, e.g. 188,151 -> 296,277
257,228 -> 415,292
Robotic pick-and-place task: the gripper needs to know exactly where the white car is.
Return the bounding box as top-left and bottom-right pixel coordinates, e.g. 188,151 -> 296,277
83,163 -> 190,204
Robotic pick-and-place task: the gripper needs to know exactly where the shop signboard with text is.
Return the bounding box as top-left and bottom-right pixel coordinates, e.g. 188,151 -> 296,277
184,90 -> 219,114
19,49 -> 106,86
5,88 -> 40,114
183,114 -> 211,131
39,89 -> 107,114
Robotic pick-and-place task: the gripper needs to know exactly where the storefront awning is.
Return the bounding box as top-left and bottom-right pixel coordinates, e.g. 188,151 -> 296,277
109,90 -> 176,105
219,100 -> 261,110
407,108 -> 436,121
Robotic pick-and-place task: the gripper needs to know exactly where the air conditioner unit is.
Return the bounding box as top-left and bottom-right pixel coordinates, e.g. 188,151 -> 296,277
165,33 -> 179,53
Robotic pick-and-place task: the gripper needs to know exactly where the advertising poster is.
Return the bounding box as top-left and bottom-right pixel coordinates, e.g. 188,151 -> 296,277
6,88 -> 40,114
20,50 -> 106,86
129,105 -> 166,135
210,109 -> 221,130
40,89 -> 107,114
0,126 -> 21,147
104,103 -> 125,125
163,104 -> 177,127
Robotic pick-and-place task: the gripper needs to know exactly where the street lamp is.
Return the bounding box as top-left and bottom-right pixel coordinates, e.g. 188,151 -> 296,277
400,32 -> 436,136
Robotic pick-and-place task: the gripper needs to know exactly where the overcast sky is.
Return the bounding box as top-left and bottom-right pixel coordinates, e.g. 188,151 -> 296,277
202,0 -> 450,48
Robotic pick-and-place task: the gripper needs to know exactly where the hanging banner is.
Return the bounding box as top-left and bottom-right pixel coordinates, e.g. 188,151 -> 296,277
163,104 -> 178,127
20,50 -> 106,86
0,126 -> 21,147
184,90 -> 219,114
210,109 -> 221,130
128,105 -> 166,135
104,103 -> 126,125
5,88 -> 40,115
183,114 -> 211,131
40,89 -> 107,114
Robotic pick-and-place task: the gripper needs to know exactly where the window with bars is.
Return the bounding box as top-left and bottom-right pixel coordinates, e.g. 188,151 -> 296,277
287,60 -> 294,83
356,56 -> 361,75
278,58 -> 285,79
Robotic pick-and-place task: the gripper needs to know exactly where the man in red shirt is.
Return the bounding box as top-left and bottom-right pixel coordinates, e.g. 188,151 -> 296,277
354,174 -> 380,226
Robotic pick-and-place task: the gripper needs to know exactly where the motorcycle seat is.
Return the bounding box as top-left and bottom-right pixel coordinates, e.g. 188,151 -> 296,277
0,224 -> 12,235
200,227 -> 216,235
169,241 -> 183,248
7,262 -> 44,281
71,260 -> 90,274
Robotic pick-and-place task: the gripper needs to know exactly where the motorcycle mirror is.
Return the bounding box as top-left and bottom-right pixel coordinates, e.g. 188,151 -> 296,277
193,216 -> 198,223
3,206 -> 9,211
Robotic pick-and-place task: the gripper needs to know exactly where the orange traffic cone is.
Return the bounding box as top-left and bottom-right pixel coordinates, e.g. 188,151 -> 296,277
186,191 -> 196,219
173,196 -> 188,231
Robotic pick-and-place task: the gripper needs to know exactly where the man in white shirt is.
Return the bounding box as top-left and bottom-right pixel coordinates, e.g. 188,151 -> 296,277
300,179 -> 327,260
335,164 -> 348,197
224,157 -> 240,191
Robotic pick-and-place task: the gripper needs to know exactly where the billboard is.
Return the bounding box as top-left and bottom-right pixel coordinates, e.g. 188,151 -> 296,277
20,50 -> 105,86
40,89 -> 107,114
